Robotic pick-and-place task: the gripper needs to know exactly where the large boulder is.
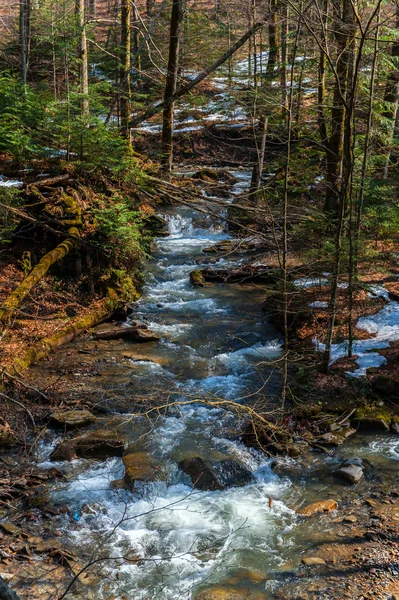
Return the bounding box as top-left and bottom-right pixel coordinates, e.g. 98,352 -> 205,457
50,410 -> 96,430
179,457 -> 254,491
50,429 -> 126,461
297,499 -> 338,517
112,452 -> 166,490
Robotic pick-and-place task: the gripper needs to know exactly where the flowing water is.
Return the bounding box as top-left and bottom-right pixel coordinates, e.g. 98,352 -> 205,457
37,175 -> 399,599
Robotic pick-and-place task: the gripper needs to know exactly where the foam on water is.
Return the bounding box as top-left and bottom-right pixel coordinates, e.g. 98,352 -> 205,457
57,455 -> 293,600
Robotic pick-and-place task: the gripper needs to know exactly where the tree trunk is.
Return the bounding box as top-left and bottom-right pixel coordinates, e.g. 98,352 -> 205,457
76,0 -> 89,116
0,228 -> 80,328
161,0 -> 184,171
317,0 -> 328,143
120,0 -> 131,136
265,0 -> 278,80
130,18 -> 266,128
280,0 -> 288,120
19,0 -> 28,85
250,115 -> 268,198
324,0 -> 355,214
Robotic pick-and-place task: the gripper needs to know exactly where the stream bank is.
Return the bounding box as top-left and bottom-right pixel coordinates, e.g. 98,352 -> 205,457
0,169 -> 397,600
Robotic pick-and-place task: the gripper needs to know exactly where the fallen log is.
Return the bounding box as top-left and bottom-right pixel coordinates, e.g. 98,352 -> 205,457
0,227 -> 80,327
2,285 -> 131,380
93,325 -> 147,340
27,174 -> 71,188
190,266 -> 280,286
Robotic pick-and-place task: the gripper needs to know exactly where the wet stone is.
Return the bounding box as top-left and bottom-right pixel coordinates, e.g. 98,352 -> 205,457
297,499 -> 338,517
334,462 -> 364,484
50,409 -> 96,430
179,457 -> 254,491
302,557 -> 326,566
0,523 -> 21,536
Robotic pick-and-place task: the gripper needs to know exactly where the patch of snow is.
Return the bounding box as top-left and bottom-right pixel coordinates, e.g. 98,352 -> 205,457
314,299 -> 399,377
309,301 -> 328,309
0,176 -> 23,188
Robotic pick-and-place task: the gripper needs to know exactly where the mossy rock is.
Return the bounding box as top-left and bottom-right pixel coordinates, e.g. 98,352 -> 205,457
352,407 -> 390,432
190,270 -> 207,287
50,409 -> 96,430
391,416 -> 399,434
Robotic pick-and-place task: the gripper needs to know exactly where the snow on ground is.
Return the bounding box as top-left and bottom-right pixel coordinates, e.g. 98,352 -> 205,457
0,176 -> 23,188
313,286 -> 399,377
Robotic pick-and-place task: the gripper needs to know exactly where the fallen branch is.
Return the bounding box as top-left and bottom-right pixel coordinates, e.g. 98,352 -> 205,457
0,392 -> 35,429
129,18 -> 266,128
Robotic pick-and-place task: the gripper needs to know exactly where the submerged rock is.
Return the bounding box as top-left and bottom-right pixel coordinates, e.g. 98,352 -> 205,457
178,457 -> 254,491
302,556 -> 326,566
50,429 -> 126,461
112,452 -> 166,490
194,586 -> 267,600
50,410 -> 96,430
334,460 -> 364,484
297,499 -> 338,516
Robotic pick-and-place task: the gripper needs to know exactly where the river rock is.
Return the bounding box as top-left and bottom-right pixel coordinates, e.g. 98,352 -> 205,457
302,557 -> 326,566
297,499 -> 338,516
0,522 -> 22,536
318,427 -> 356,446
50,429 -> 126,461
333,460 -> 364,484
194,587 -> 267,600
112,452 -> 166,490
179,457 -> 254,491
50,410 -> 96,430
190,270 -> 207,287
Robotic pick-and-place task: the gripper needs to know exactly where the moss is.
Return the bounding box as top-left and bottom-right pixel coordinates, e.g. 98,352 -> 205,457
190,270 -> 206,287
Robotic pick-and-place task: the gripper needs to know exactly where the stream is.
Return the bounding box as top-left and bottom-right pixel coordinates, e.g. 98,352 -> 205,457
34,174 -> 399,600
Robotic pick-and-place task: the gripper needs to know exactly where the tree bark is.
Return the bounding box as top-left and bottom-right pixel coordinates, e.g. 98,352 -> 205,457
120,0 -> 131,136
130,18 -> 266,128
0,228 -> 80,327
19,0 -> 28,85
324,0 -> 355,214
76,0 -> 89,116
161,0 -> 183,170
265,0 -> 278,80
